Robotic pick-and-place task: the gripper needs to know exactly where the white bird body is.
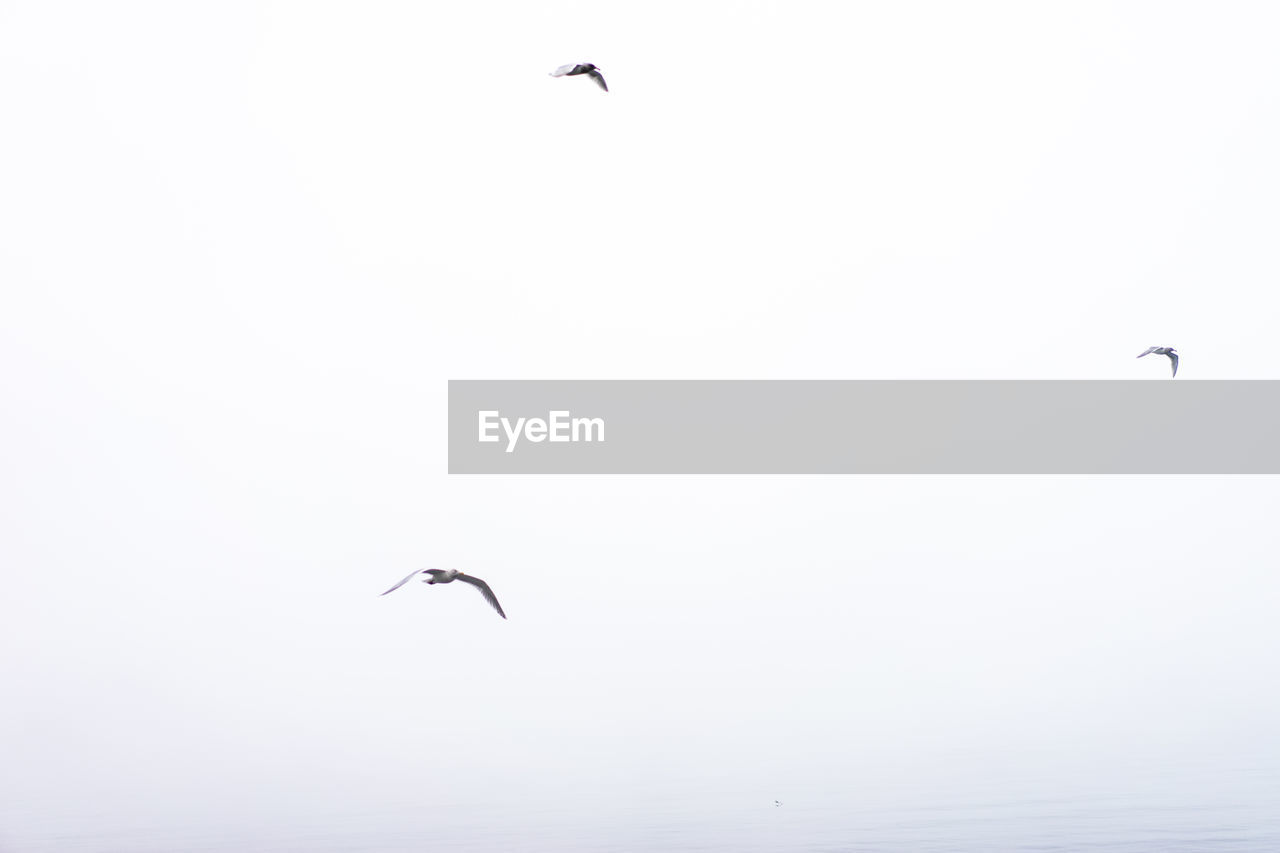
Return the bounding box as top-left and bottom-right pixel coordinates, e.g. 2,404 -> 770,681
381,568 -> 507,619
550,62 -> 608,92
1137,346 -> 1179,377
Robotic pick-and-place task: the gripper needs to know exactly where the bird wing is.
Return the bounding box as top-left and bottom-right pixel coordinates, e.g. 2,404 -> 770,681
1168,351 -> 1179,377
550,64 -> 578,77
456,573 -> 508,619
380,569 -> 425,595
1136,347 -> 1158,358
587,69 -> 608,91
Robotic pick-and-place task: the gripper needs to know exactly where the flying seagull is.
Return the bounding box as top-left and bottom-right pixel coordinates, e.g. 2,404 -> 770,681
550,63 -> 608,92
381,568 -> 507,619
1137,346 -> 1179,378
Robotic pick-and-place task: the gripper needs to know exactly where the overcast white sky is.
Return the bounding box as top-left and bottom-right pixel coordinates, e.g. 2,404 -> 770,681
2,1 -> 1279,848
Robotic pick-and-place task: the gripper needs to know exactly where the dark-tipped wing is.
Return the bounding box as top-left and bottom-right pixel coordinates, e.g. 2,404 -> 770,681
456,573 -> 507,619
587,69 -> 608,91
1168,351 -> 1179,377
381,569 -> 425,596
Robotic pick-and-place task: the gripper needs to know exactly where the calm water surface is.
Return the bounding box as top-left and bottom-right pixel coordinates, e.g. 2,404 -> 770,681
6,749 -> 1279,851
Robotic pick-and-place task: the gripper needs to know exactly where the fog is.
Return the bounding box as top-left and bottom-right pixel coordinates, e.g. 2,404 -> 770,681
3,1 -> 1279,849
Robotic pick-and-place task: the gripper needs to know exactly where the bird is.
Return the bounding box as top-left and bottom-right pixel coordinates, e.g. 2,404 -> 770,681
550,63 -> 608,92
1137,346 -> 1179,378
774,800 -> 782,807
380,568 -> 507,619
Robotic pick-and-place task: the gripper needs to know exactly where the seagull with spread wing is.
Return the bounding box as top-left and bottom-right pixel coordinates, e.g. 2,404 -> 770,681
550,62 -> 608,92
1137,346 -> 1179,378
381,569 -> 507,619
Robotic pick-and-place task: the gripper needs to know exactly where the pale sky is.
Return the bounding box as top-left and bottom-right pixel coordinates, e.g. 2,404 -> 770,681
2,1 -> 1279,848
